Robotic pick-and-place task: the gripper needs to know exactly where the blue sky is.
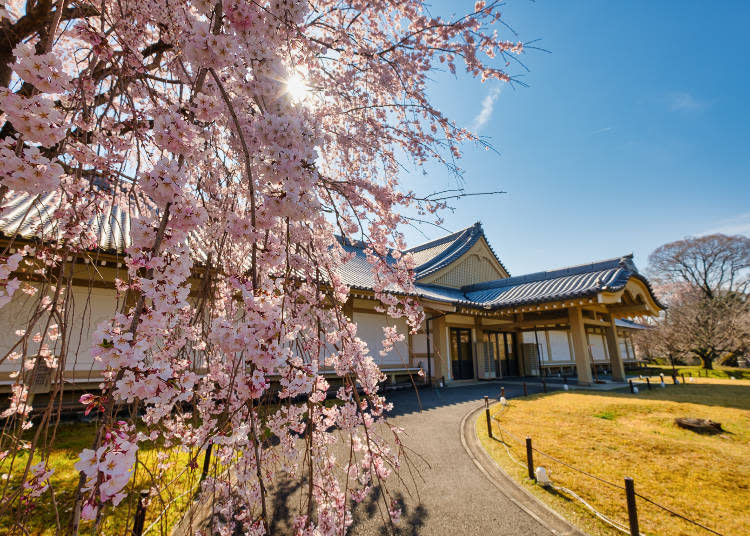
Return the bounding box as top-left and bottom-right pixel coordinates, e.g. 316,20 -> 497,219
397,1 -> 750,275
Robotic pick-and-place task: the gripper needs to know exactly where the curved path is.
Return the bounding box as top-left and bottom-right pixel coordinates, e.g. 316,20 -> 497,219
349,383 -> 584,536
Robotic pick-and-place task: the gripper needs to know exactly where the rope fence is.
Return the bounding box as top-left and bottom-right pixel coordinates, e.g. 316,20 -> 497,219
553,484 -> 632,535
483,398 -> 725,536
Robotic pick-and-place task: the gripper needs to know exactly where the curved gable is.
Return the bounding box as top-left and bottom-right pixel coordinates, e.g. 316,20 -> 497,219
600,276 -> 663,317
418,237 -> 509,288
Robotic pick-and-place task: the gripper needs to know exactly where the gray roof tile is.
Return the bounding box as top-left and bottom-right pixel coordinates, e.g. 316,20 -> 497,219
340,234 -> 662,311
462,256 -> 663,310
404,222 -> 509,278
615,318 -> 650,330
1,192 -> 661,313
0,191 -> 207,261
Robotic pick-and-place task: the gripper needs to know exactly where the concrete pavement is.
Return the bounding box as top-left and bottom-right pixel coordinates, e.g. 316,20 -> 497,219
347,383 -> 585,535
174,382 -> 585,535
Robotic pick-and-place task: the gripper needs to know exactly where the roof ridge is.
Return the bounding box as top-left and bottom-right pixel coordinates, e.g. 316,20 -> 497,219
412,223 -> 483,277
462,254 -> 634,292
403,222 -> 481,253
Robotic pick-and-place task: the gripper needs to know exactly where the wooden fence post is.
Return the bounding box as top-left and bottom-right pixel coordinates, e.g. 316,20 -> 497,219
523,382 -> 528,396
132,490 -> 149,536
526,437 -> 535,481
484,396 -> 493,439
624,477 -> 640,536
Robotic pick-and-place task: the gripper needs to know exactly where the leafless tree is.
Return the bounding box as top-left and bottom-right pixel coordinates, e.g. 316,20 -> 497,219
648,234 -> 750,299
645,233 -> 750,369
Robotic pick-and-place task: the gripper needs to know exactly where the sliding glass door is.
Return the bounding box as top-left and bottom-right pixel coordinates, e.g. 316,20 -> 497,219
486,332 -> 519,378
450,328 -> 474,380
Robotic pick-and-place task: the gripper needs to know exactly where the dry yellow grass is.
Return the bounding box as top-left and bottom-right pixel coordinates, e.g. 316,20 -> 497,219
477,378 -> 750,536
1,422 -> 197,535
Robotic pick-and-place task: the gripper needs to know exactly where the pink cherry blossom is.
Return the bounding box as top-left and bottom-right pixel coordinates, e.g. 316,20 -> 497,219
0,1 -> 525,533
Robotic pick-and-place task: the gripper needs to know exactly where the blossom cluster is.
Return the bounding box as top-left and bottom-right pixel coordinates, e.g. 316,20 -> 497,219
0,140 -> 64,194
0,251 -> 23,308
74,421 -> 138,520
12,42 -> 72,93
0,89 -> 67,145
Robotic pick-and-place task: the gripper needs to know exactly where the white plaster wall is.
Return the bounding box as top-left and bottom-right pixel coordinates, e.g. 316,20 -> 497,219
589,333 -> 608,361
411,333 -> 428,355
547,330 -> 572,362
618,337 -> 629,360
0,286 -> 120,373
625,338 -> 636,361
352,312 -> 409,366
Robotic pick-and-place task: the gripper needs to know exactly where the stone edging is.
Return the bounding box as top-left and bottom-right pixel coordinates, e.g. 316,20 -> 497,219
459,404 -> 588,536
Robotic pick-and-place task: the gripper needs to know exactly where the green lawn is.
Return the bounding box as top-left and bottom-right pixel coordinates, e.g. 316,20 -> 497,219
643,364 -> 750,380
477,377 -> 750,536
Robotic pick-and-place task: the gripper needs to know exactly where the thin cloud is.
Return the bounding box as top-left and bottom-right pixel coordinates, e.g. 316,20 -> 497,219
668,91 -> 708,112
591,126 -> 613,135
471,86 -> 502,133
702,213 -> 750,236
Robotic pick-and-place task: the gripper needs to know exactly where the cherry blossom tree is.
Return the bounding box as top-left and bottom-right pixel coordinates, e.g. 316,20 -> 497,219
0,1 -> 526,534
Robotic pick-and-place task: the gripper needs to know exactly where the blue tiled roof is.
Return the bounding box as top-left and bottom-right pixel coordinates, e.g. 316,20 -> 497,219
615,318 -> 650,330
404,222 -> 509,278
337,229 -> 662,312
462,256 -> 647,309
412,284 -> 471,304
0,191 -> 209,261
338,239 -> 389,290
337,222 -> 508,295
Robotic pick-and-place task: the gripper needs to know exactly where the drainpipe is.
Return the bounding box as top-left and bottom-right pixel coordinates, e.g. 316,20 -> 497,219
425,313 -> 447,386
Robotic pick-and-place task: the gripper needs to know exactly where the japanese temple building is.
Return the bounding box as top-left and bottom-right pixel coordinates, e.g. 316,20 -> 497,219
0,191 -> 662,392
339,223 -> 662,385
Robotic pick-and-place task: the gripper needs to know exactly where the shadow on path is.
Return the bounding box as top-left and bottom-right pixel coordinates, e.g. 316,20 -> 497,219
349,487 -> 429,536
384,382 -> 549,418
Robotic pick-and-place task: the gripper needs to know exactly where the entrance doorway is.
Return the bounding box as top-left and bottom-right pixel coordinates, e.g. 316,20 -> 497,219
487,332 -> 519,377
449,327 -> 474,380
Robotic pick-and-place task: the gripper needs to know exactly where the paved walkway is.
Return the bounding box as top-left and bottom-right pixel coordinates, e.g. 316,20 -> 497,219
175,382 -> 585,535
348,383 -> 584,535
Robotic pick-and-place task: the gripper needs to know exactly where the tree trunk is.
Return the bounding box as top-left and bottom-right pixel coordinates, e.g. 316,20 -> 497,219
697,350 -> 715,370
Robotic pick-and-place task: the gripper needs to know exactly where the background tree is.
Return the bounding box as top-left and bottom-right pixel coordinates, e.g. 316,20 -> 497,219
0,1 -> 529,534
632,283 -> 688,369
648,234 -> 750,299
647,235 -> 750,369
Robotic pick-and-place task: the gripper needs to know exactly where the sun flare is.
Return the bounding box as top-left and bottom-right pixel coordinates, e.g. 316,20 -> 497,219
285,72 -> 310,102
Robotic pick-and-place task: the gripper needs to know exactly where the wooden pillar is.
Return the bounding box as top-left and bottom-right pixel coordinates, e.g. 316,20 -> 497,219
568,307 -> 593,385
605,316 -> 626,381
432,316 -> 447,381
343,299 -> 354,320
513,314 -> 524,376
474,317 -> 484,379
